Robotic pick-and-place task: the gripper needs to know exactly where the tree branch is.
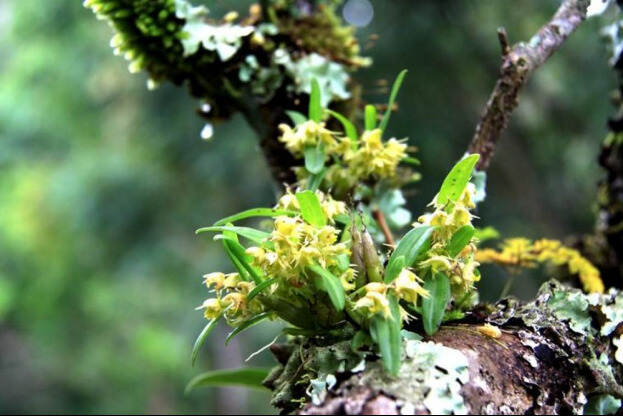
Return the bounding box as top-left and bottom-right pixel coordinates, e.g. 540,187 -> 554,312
468,0 -> 590,171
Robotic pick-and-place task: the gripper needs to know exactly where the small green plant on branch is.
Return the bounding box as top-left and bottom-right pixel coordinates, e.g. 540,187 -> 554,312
84,0 -> 621,413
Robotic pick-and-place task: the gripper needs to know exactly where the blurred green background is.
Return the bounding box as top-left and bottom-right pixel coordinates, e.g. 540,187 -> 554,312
0,0 -> 614,413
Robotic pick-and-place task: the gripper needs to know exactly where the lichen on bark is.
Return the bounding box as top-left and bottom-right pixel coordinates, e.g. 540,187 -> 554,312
265,281 -> 623,415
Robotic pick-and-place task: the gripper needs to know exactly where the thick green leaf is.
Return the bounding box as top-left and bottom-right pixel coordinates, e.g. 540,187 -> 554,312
421,272 -> 451,336
196,226 -> 270,244
379,69 -> 407,133
309,264 -> 345,311
247,277 -> 276,301
286,110 -> 307,126
225,313 -> 272,345
384,255 -> 405,284
447,225 -> 475,258
370,294 -> 402,375
364,104 -> 377,131
436,154 -> 480,207
385,226 -> 434,283
304,143 -> 325,174
185,368 -> 270,394
214,208 -> 297,226
295,190 -> 326,227
326,109 -> 358,142
309,79 -> 322,122
191,315 -> 222,366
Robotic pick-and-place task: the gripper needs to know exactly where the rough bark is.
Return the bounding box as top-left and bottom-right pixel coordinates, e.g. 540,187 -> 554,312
468,0 -> 590,171
266,282 -> 623,415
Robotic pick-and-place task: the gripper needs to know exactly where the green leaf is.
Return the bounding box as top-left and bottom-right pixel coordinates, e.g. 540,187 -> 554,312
307,168 -> 327,192
336,253 -> 351,272
379,69 -> 407,133
185,368 -> 270,394
304,144 -> 325,174
214,208 -> 297,226
218,236 -> 265,284
196,226 -> 270,244
401,156 -> 420,166
191,316 -> 222,366
222,238 -> 251,281
326,109 -> 358,142
295,190 -> 326,227
309,264 -> 345,311
370,294 -> 401,375
364,104 -> 377,131
447,225 -> 475,258
352,330 -> 372,350
474,226 -> 500,243
436,154 -> 480,207
286,110 -> 307,126
384,255 -> 405,283
225,313 -> 272,345
309,79 -> 322,122
421,272 -> 451,336
385,226 -> 434,283
247,277 -> 276,301
584,394 -> 621,415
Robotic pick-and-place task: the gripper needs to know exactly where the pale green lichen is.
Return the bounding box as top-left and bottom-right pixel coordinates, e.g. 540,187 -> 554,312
584,394 -> 621,415
547,289 -> 592,335
598,291 -> 623,336
265,338 -> 469,415
352,339 -> 469,415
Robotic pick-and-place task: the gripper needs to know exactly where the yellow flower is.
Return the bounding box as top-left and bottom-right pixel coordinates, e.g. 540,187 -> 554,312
477,323 -> 501,338
460,183 -> 477,209
419,255 -> 452,273
476,237 -> 604,293
203,272 -> 226,290
278,121 -> 337,156
196,298 -> 223,320
345,129 -> 407,180
236,281 -> 255,295
355,291 -> 391,318
363,282 -> 388,294
393,268 -> 428,303
340,268 -> 357,291
223,273 -> 241,289
246,246 -> 266,265
452,207 -> 472,228
222,292 -> 247,314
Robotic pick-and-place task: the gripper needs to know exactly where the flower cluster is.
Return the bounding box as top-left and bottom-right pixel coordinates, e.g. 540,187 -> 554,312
345,129 -> 408,180
278,121 -> 409,187
415,183 -> 480,295
476,238 -> 604,293
279,121 -> 349,156
196,272 -> 263,325
355,269 -> 429,318
246,192 -> 354,289
197,189 -> 361,331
